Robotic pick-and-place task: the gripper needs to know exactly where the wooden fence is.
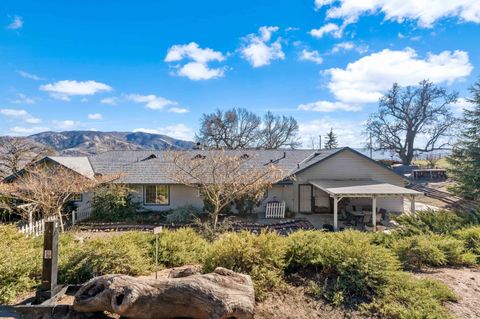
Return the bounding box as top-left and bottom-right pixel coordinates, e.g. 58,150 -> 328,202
265,201 -> 286,219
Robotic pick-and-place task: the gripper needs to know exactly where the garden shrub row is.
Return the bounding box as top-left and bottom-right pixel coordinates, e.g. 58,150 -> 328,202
3,221 -> 478,318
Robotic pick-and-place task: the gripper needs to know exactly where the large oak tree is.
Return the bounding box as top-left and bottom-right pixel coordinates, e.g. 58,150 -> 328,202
365,80 -> 458,165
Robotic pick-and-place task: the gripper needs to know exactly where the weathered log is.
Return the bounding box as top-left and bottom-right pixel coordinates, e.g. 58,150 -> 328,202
73,267 -> 255,319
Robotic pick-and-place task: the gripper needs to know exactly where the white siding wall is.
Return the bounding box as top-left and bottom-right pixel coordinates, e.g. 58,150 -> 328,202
256,184 -> 295,213
74,192 -> 93,210
291,149 -> 406,213
129,184 -> 204,211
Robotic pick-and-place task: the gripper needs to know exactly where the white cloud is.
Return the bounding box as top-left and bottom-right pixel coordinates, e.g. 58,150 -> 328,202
16,70 -> 43,81
0,108 -> 41,124
165,42 -> 226,80
299,118 -> 364,148
299,49 -> 323,64
7,16 -> 23,30
314,0 -> 480,27
11,93 -> 35,104
240,26 -> 285,68
331,41 -> 369,54
88,113 -> 103,120
134,124 -> 194,141
178,62 -> 225,80
40,80 -> 112,100
298,100 -> 361,112
325,48 -> 472,104
309,23 -> 344,38
168,107 -> 189,114
452,97 -> 473,113
165,42 -> 225,64
127,94 -> 178,110
100,97 -> 118,105
9,126 -> 49,135
52,120 -> 80,130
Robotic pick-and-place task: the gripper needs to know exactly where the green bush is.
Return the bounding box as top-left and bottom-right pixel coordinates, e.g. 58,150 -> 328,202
285,230 -> 400,305
365,272 -> 456,319
203,231 -> 286,300
0,225 -> 41,304
393,234 -> 476,269
165,205 -> 202,224
394,210 -> 465,236
393,236 -> 446,269
91,184 -> 141,221
157,228 -> 207,267
453,226 -> 480,262
59,232 -> 153,283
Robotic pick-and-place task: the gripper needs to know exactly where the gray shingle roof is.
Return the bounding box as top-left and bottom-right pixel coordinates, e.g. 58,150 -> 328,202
28,148 -> 357,184
87,149 -> 332,184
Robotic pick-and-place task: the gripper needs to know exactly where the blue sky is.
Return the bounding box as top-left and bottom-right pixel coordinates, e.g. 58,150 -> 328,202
1,0 -> 479,147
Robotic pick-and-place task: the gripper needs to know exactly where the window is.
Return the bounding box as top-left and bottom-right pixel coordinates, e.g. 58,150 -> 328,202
144,185 -> 170,205
71,193 -> 83,202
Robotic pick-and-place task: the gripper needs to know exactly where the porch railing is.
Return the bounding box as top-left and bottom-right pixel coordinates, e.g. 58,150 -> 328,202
265,201 -> 286,218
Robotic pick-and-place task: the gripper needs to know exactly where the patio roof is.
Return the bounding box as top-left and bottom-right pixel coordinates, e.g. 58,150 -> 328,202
308,179 -> 422,197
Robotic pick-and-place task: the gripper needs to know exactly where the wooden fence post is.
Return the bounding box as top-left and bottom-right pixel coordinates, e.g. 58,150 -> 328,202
36,221 -> 61,303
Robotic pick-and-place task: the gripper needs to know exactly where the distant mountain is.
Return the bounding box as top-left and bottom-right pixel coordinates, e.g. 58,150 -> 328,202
3,131 -> 195,156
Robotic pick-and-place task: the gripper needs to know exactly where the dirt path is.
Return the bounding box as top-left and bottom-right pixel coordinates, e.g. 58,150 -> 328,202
416,267 -> 480,319
254,285 -> 364,319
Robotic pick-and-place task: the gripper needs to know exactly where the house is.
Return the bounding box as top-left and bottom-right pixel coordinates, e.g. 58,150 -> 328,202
20,147 -> 421,230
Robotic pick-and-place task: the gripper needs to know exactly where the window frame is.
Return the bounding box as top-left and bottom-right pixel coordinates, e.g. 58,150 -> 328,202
71,193 -> 83,203
143,184 -> 170,206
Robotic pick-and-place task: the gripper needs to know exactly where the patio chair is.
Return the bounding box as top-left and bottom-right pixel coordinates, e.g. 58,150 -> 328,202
361,213 -> 372,228
341,209 -> 354,225
375,212 -> 382,224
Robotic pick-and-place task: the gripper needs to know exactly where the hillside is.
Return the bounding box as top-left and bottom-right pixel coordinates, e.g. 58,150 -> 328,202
0,131 -> 195,156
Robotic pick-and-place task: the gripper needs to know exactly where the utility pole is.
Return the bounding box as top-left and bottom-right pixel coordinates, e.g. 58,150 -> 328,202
319,135 -> 322,150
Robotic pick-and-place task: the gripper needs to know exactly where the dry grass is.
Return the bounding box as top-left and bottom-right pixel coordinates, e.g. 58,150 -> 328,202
415,267 -> 480,319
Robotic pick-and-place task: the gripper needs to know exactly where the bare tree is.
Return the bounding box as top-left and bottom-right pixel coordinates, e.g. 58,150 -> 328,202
365,80 -> 458,165
196,108 -> 299,149
165,150 -> 284,229
259,112 -> 300,149
0,164 -> 116,231
0,137 -> 53,179
196,108 -> 261,149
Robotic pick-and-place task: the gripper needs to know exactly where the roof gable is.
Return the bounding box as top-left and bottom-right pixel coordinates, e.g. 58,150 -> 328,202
292,147 -> 407,181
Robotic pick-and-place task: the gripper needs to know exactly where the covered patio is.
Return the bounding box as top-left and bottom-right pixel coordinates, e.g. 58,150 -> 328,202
308,179 -> 423,231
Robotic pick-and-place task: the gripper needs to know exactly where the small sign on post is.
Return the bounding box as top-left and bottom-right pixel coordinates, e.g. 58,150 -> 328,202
154,226 -> 163,280
36,221 -> 61,303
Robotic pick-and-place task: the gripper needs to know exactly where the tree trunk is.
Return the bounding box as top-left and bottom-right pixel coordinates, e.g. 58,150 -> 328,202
56,209 -> 65,232
73,267 -> 255,319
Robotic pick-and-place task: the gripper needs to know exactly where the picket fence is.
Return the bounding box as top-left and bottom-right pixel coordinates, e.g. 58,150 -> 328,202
72,204 -> 92,225
18,205 -> 92,237
265,201 -> 286,218
18,215 -> 58,237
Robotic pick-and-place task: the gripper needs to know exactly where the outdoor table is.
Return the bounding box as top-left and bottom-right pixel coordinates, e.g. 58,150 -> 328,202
349,211 -> 365,226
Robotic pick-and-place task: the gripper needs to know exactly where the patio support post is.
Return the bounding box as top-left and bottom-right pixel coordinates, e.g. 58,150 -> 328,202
372,195 -> 377,232
410,195 -> 416,214
333,195 -> 339,231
